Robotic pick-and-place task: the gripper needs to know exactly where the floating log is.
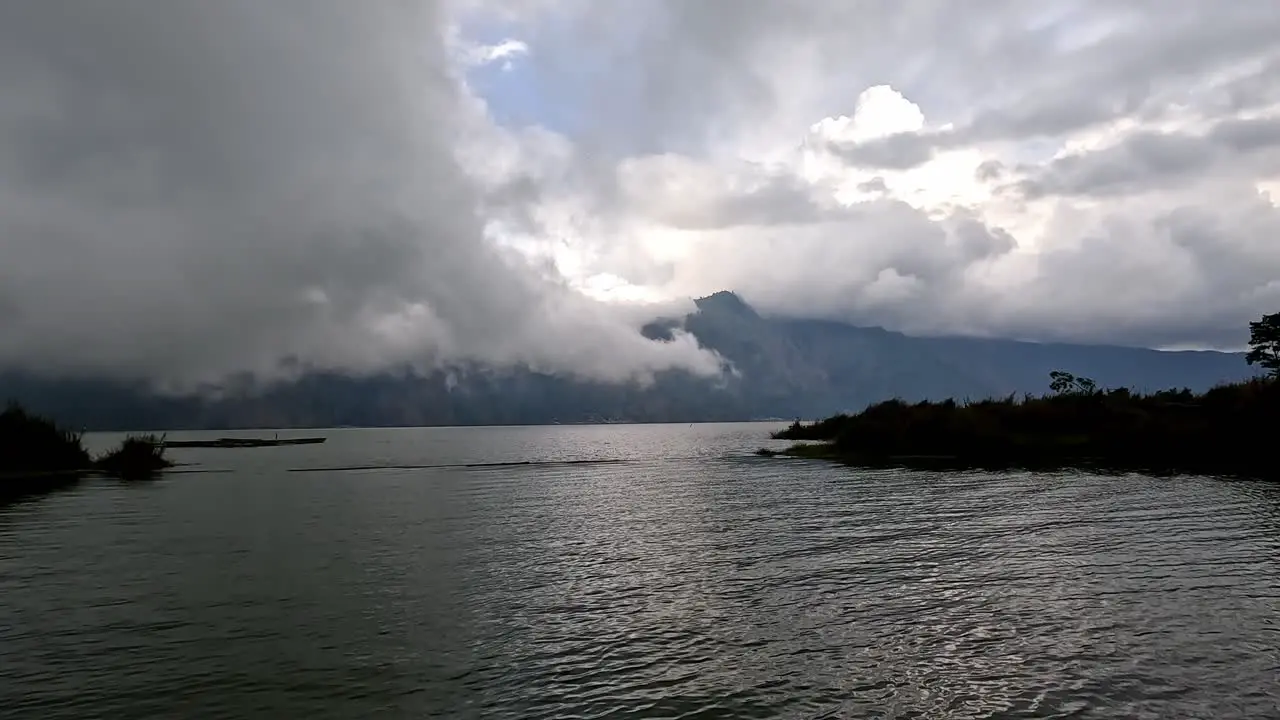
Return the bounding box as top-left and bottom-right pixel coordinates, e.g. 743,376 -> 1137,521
164,437 -> 326,449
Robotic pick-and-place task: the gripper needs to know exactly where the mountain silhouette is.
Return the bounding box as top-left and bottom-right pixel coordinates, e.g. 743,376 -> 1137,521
1,292 -> 1258,429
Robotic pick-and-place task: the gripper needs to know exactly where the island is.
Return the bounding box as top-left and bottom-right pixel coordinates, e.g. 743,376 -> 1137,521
766,313 -> 1280,479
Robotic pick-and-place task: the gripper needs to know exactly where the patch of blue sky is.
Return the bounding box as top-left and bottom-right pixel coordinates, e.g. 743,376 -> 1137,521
459,3 -> 693,158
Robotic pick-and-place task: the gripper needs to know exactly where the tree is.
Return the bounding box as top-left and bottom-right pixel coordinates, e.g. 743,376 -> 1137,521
1049,370 -> 1097,396
1246,311 -> 1280,376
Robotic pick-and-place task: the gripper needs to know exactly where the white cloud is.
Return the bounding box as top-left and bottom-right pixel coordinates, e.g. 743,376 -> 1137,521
811,85 -> 927,145
455,38 -> 529,70
468,0 -> 1280,350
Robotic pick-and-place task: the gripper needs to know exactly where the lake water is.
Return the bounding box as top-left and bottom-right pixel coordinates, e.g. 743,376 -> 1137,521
2,423 -> 1278,718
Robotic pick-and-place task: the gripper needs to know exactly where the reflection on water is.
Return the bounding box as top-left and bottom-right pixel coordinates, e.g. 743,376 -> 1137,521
3,423 -> 1279,718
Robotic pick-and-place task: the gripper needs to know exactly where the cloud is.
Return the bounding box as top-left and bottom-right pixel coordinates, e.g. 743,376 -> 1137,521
476,0 -> 1280,350
811,86 -> 940,169
3,0 -> 1280,393
453,37 -> 530,70
615,154 -> 837,229
1019,114 -> 1280,198
0,1 -> 722,387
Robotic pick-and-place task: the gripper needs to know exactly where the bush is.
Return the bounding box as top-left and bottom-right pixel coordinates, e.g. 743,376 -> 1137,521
773,375 -> 1280,477
95,435 -> 173,479
0,403 -> 91,474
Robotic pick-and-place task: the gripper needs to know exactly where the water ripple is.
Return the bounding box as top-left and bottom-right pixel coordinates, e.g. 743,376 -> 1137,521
3,423 -> 1279,718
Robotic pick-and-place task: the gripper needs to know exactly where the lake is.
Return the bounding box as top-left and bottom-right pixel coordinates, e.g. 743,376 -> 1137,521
2,423 -> 1278,718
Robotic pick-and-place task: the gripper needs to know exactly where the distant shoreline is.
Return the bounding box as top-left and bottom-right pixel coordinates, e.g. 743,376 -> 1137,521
766,374 -> 1279,480
79,419 -> 793,435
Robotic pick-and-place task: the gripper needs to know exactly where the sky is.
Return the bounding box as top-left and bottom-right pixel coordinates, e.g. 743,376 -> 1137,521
1,1 -> 1279,388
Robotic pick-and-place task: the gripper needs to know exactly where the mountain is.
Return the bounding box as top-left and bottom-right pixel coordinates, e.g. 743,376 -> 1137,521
649,291 -> 1258,417
0,292 -> 1260,430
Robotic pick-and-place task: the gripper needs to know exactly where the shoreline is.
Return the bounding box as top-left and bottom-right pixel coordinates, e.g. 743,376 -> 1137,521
761,443 -> 1274,479
766,373 -> 1279,480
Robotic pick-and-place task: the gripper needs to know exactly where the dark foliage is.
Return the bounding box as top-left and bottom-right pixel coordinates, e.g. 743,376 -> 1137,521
94,435 -> 173,479
1247,312 -> 1280,376
0,402 -> 91,474
1048,370 -> 1097,395
773,374 -> 1280,478
772,415 -> 851,441
1,404 -> 172,485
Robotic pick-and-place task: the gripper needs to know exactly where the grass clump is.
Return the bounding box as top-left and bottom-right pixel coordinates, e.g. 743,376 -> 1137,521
95,434 -> 173,480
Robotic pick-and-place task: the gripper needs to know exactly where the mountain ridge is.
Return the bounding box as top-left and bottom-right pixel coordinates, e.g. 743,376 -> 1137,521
0,292 -> 1259,430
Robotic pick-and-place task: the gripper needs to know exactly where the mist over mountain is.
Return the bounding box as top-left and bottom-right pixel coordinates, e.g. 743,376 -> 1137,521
1,293 -> 1257,431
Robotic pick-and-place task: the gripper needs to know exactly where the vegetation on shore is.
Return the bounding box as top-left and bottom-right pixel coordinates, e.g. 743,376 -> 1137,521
766,313 -> 1280,478
0,403 -> 92,475
1,404 -> 173,491
770,375 -> 1276,476
94,435 -> 173,478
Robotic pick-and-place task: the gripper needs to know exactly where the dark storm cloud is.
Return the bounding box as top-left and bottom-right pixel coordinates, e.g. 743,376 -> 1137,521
0,1 -> 719,385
